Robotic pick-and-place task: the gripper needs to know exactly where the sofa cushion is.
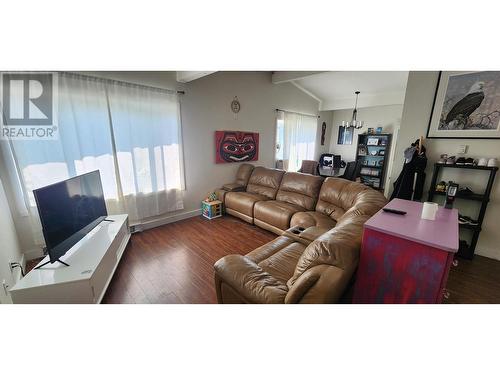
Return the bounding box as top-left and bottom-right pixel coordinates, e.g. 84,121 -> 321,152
225,191 -> 269,217
222,183 -> 245,191
246,167 -> 285,199
275,172 -> 323,210
234,163 -> 255,186
254,200 -> 304,231
247,236 -> 295,263
290,211 -> 337,229
287,215 -> 368,288
257,242 -> 306,284
246,236 -> 306,284
315,177 -> 372,221
288,186 -> 388,287
214,255 -> 288,304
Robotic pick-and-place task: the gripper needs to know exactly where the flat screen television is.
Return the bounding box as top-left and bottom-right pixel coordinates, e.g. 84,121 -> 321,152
33,170 -> 108,266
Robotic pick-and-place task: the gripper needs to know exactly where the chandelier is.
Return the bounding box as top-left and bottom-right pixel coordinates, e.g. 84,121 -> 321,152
342,91 -> 364,129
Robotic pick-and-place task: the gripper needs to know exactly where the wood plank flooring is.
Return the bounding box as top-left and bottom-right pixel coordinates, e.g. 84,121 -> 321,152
102,215 -> 276,304
101,215 -> 500,304
445,255 -> 500,303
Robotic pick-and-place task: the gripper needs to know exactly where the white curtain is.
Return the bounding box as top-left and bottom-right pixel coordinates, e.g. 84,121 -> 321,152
282,111 -> 317,172
1,73 -> 185,245
106,83 -> 184,220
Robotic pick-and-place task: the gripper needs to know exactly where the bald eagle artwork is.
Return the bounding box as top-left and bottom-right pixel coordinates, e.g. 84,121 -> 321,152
428,71 -> 500,139
442,81 -> 485,129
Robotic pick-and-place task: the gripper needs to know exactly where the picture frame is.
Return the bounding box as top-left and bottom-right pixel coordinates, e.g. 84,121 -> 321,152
215,130 -> 259,163
427,71 -> 500,139
367,137 -> 379,146
337,125 -> 353,145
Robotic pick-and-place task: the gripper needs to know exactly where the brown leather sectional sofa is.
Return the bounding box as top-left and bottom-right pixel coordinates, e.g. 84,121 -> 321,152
214,164 -> 387,303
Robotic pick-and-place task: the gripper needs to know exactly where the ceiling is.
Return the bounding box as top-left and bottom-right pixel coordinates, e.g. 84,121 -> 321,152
176,71 -> 216,83
272,71 -> 409,111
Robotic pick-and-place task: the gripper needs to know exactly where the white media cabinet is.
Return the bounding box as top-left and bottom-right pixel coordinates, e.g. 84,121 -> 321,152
10,214 -> 130,304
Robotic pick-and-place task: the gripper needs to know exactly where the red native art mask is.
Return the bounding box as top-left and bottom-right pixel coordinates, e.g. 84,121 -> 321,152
216,131 -> 259,163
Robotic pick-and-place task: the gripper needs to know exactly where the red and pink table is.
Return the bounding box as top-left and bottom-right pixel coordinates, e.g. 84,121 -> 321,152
353,198 -> 459,303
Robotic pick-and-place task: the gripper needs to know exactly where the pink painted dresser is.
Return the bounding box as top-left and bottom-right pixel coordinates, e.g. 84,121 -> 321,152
353,198 -> 459,303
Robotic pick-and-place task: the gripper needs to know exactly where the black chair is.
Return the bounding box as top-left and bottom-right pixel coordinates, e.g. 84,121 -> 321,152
318,153 -> 342,169
340,161 -> 361,181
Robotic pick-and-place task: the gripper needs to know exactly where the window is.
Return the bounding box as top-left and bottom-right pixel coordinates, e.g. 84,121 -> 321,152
4,73 -> 185,235
275,110 -> 317,172
275,117 -> 284,162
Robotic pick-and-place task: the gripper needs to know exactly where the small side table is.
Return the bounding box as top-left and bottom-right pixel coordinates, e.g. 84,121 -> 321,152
202,200 -> 223,220
353,198 -> 459,303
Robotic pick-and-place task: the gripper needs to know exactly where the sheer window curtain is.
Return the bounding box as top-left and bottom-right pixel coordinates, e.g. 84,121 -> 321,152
106,83 -> 184,220
1,73 -> 185,246
282,111 -> 317,172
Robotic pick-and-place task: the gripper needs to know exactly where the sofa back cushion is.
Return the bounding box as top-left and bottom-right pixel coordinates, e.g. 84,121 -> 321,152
235,163 -> 255,186
287,185 -> 387,287
315,177 -> 371,221
275,172 -> 323,210
246,167 -> 285,199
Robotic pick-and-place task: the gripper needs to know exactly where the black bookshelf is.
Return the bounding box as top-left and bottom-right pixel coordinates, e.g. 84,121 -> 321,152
356,133 -> 392,191
427,163 -> 498,259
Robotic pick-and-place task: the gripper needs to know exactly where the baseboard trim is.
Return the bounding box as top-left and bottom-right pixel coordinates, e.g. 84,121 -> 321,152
20,210 -> 202,261
475,247 -> 500,261
138,209 -> 202,232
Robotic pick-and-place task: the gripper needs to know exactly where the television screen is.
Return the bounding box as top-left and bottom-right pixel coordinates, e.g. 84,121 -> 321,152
33,170 -> 108,263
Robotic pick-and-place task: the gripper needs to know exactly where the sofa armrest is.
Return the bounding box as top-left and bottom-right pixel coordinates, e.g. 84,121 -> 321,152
285,264 -> 352,304
215,188 -> 228,203
222,183 -> 245,192
282,226 -> 330,245
214,255 -> 288,303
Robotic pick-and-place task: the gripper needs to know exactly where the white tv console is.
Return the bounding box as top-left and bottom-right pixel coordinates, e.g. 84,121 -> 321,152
10,214 -> 130,304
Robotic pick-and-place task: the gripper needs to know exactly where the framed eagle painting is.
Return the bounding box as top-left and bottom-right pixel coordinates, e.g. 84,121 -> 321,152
215,130 -> 259,163
427,71 -> 500,139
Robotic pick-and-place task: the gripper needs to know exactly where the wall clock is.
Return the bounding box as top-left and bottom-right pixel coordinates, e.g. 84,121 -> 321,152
231,96 -> 241,113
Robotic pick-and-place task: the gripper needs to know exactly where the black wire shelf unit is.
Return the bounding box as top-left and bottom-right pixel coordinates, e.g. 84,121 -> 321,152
427,163 -> 498,259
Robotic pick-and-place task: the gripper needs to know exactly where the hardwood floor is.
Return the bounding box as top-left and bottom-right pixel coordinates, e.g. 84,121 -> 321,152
102,215 -> 276,304
101,215 -> 500,304
445,255 -> 500,303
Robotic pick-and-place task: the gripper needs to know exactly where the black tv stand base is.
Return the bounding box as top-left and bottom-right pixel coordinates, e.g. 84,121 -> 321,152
34,259 -> 70,270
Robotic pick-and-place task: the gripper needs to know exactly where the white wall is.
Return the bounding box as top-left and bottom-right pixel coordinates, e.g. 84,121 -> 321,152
329,105 -> 403,194
179,71 -> 320,213
390,71 -> 500,260
0,71 -> 319,257
316,111 -> 333,160
329,105 -> 403,162
0,176 -> 23,303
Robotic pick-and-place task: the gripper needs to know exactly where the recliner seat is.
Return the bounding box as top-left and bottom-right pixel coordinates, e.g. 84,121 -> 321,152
216,163 -> 254,204
253,172 -> 323,234
214,180 -> 388,303
290,177 -> 370,230
224,167 -> 285,223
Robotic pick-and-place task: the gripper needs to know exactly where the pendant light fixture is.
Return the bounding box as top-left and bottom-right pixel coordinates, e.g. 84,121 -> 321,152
342,91 -> 364,129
